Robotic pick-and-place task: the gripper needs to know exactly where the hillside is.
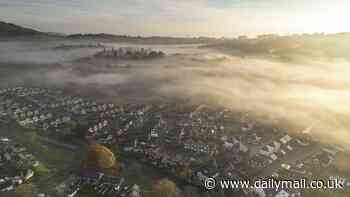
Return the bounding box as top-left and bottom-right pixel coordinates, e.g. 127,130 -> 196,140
66,33 -> 218,44
0,21 -> 217,44
205,33 -> 350,61
0,21 -> 44,37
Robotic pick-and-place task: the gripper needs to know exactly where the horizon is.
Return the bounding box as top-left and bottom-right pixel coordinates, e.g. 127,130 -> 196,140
1,0 -> 349,37
3,19 -> 350,39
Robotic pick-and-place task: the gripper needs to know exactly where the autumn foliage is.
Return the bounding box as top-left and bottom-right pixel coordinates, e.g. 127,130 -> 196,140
151,179 -> 183,197
334,152 -> 350,173
83,143 -> 117,171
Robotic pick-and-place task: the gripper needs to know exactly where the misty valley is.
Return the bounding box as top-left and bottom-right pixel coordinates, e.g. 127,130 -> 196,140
1,21 -> 350,197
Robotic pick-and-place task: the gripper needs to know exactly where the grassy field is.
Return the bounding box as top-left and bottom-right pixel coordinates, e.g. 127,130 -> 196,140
0,121 -> 82,196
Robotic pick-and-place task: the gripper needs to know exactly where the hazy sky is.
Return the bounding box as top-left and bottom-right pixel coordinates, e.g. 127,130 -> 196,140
1,0 -> 349,37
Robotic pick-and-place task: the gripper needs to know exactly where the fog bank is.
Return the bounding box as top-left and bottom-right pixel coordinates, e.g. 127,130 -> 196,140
1,41 -> 350,149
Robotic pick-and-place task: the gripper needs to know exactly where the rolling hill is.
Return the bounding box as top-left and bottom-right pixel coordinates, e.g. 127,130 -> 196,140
0,21 -> 45,37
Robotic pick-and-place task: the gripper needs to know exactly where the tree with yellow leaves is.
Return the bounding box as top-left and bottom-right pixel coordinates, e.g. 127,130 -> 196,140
147,178 -> 183,197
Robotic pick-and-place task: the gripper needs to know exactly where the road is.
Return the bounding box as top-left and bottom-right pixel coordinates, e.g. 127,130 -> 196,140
38,136 -> 79,151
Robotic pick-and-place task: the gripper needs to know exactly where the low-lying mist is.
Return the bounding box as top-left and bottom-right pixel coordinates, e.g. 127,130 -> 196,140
1,41 -> 350,149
